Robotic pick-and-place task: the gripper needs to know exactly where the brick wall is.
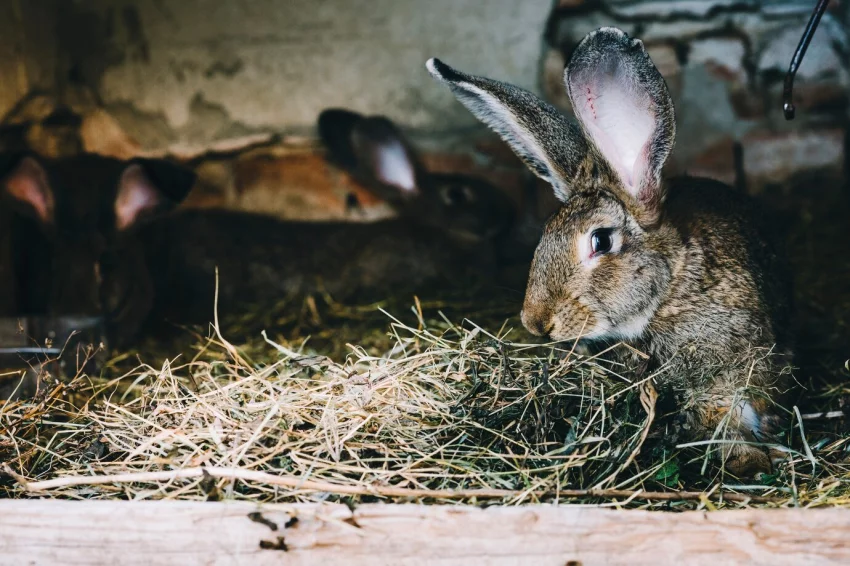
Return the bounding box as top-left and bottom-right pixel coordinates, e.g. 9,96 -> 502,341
544,0 -> 849,192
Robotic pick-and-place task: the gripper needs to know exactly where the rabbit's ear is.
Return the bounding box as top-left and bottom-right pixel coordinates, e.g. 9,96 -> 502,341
0,154 -> 55,225
317,108 -> 364,171
427,58 -> 586,203
349,116 -> 423,202
115,159 -> 195,231
566,27 -> 675,224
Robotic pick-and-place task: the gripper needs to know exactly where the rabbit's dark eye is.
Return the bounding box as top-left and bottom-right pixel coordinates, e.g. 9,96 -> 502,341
345,192 -> 361,211
591,229 -> 613,255
442,184 -> 473,206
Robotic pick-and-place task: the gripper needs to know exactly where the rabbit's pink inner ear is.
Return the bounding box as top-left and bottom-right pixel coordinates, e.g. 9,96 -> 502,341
115,163 -> 163,231
366,137 -> 420,195
3,157 -> 55,224
571,73 -> 656,197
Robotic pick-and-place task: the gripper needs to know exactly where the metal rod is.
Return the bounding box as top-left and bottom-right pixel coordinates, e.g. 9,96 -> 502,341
0,348 -> 62,355
783,0 -> 831,120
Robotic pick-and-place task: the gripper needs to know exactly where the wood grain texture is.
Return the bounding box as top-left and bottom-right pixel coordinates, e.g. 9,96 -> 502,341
1,500 -> 849,565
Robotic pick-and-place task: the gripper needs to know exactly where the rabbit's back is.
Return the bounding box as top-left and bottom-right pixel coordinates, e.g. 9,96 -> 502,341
657,177 -> 793,356
139,209 -> 496,322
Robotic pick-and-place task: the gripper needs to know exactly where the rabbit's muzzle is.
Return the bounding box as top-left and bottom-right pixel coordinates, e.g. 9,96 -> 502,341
521,305 -> 553,336
521,292 -> 599,341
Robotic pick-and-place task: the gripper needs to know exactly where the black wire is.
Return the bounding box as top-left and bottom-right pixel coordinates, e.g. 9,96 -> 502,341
783,0 -> 831,120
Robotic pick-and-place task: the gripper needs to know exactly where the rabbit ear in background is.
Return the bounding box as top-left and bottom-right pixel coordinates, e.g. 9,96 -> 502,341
0,154 -> 55,225
349,116 -> 424,202
426,57 -> 586,203
566,27 -> 675,225
319,109 -> 423,203
114,159 -> 196,231
317,108 -> 365,171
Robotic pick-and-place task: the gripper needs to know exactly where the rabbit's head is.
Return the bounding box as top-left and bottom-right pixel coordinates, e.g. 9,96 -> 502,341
0,153 -> 194,331
319,109 -> 514,244
429,27 -> 677,341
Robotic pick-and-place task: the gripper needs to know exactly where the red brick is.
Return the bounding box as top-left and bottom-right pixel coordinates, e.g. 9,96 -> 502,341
729,88 -> 765,120
689,38 -> 747,84
769,82 -> 849,117
742,128 -> 845,190
686,137 -> 738,187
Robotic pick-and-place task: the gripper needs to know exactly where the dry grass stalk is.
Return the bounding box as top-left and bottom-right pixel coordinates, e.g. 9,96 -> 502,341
1,300 -> 849,510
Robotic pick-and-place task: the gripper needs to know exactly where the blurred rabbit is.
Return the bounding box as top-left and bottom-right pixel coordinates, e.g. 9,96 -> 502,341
318,109 -> 515,248
0,153 -> 194,344
0,110 -> 516,345
320,108 -> 541,287
428,27 -> 794,476
135,112 -> 517,338
0,208 -> 17,316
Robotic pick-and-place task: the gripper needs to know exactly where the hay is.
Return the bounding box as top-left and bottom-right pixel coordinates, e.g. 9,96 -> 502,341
2,298 -> 848,510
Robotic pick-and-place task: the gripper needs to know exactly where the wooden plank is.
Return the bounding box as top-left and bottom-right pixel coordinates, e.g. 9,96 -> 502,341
1,500 -> 849,565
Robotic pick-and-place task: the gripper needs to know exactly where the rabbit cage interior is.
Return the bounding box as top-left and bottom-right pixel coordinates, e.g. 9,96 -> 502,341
1,0 -> 849,510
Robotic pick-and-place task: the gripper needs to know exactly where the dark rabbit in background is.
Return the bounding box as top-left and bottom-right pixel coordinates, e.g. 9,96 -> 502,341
317,108 -> 517,252
139,112 -> 515,335
1,112 -> 516,345
320,108 -> 546,270
0,153 -> 194,339
428,27 -> 794,476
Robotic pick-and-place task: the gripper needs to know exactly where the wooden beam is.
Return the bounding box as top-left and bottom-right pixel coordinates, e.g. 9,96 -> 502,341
1,500 -> 849,565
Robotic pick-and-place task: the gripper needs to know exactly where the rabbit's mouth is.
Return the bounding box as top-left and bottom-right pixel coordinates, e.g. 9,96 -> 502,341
568,304 -> 656,344
523,299 -> 598,341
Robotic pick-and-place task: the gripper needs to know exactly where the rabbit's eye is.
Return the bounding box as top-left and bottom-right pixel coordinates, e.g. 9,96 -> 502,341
442,185 -> 473,206
591,229 -> 614,255
345,192 -> 361,211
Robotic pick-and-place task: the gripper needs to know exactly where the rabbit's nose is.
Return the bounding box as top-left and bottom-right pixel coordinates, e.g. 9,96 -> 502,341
521,307 -> 553,337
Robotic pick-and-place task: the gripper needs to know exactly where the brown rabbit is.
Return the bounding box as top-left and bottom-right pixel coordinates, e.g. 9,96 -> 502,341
0,153 -> 191,380
320,108 -> 541,278
318,109 -> 516,248
134,113 -> 515,339
428,27 -> 794,476
1,112 -> 515,345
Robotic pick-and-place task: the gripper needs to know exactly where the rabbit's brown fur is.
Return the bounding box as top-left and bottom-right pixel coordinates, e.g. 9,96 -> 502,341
429,27 -> 793,476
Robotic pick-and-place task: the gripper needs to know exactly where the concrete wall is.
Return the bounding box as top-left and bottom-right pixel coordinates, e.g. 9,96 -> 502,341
0,0 -> 59,120
53,0 -> 552,154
